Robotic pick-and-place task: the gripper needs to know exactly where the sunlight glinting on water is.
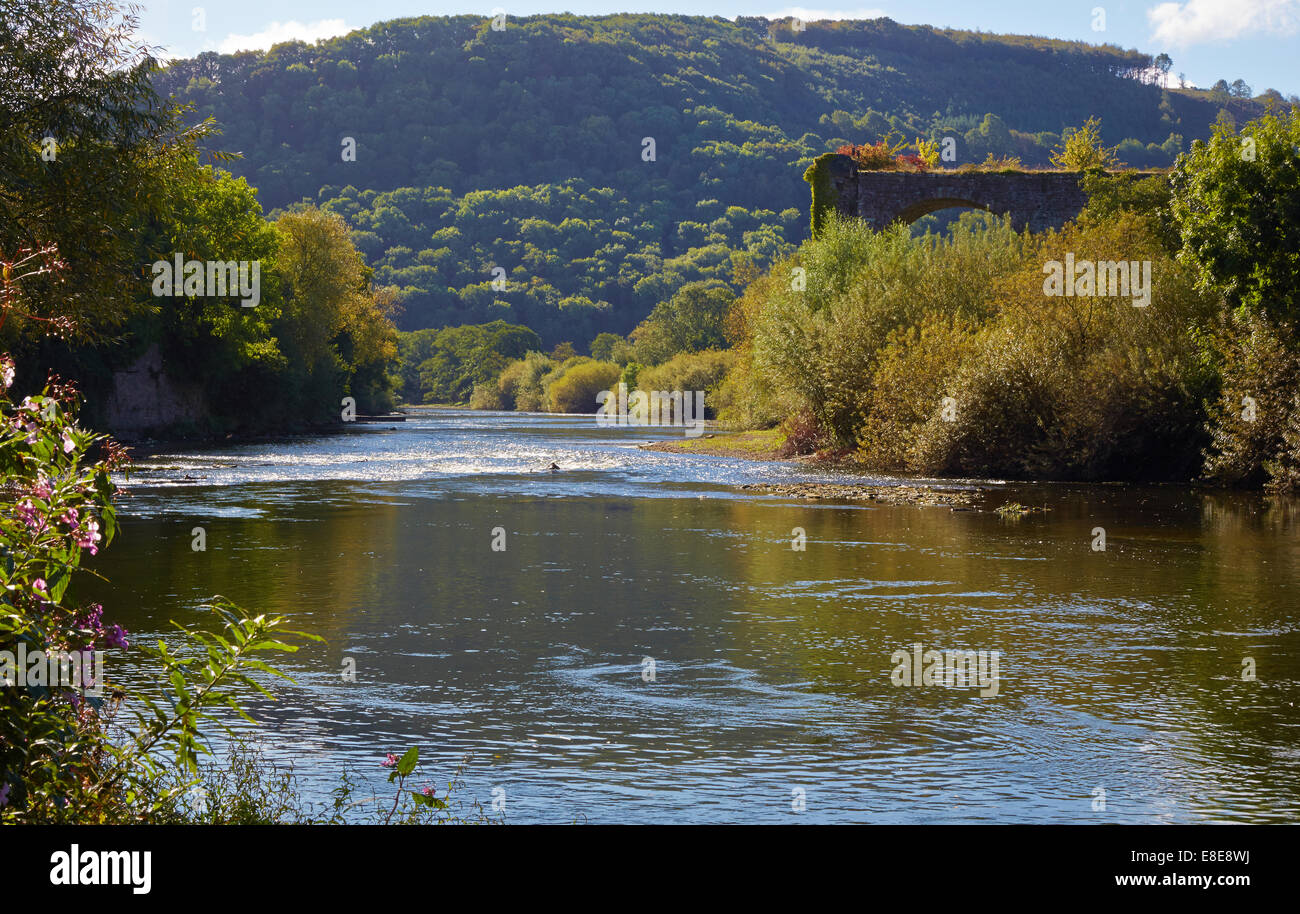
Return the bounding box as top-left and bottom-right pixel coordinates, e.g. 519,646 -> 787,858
90,408 -> 1300,823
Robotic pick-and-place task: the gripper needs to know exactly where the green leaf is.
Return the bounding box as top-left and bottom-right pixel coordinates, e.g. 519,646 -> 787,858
46,565 -> 72,603
396,746 -> 419,777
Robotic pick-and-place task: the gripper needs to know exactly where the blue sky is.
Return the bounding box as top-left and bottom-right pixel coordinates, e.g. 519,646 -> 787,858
137,0 -> 1300,96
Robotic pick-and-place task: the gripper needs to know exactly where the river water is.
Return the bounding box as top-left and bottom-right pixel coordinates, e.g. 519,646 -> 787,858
89,408 -> 1300,823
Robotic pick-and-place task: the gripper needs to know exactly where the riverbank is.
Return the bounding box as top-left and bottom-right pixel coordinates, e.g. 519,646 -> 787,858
642,427 -> 983,507
638,428 -> 788,461
736,481 -> 977,507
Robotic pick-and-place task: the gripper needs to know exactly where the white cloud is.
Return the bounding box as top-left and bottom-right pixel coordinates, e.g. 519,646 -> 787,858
216,19 -> 353,54
1149,0 -> 1299,46
765,8 -> 889,22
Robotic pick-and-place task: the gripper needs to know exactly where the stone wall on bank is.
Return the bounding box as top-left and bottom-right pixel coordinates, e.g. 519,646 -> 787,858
816,154 -> 1090,232
103,343 -> 208,439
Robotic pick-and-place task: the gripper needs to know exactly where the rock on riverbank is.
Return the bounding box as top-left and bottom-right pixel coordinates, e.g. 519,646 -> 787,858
735,482 -> 975,507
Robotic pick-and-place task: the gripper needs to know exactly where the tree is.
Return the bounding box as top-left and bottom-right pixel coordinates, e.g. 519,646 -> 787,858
276,206 -> 400,417
1050,117 -> 1121,171
963,113 -> 1013,161
630,281 -> 735,364
1154,53 -> 1172,88
1168,108 -> 1300,322
0,0 -> 215,344
401,321 -> 540,404
145,159 -> 286,421
589,332 -> 632,363
550,341 -> 577,361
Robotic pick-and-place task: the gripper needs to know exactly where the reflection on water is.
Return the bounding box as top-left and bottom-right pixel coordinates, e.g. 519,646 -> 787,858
90,409 -> 1300,823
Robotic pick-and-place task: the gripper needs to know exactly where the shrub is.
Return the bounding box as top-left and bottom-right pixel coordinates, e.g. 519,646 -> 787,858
1,250 -> 318,824
833,135 -> 940,172
634,349 -> 734,418
468,382 -> 504,410
492,351 -> 554,412
910,320 -> 1065,477
543,359 -> 621,413
776,409 -> 831,457
619,361 -> 641,391
912,214 -> 1218,480
1050,116 -> 1120,171
835,141 -> 900,170
1269,393 -> 1300,492
715,345 -> 786,430
0,362 -> 321,821
738,212 -> 1026,446
1202,310 -> 1300,487
957,153 -> 1025,172
857,314 -> 980,471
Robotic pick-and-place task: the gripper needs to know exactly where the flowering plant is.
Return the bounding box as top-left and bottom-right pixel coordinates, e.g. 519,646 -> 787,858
0,325 -> 129,817
1,247 -> 317,823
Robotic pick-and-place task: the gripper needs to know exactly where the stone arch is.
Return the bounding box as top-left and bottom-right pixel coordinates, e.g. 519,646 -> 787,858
891,197 -> 989,226
809,154 -> 1095,236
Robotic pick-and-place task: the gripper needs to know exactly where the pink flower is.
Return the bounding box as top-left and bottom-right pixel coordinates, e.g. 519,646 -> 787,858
79,604 -> 104,633
32,578 -> 47,595
105,624 -> 129,649
16,499 -> 44,533
76,518 -> 101,555
381,753 -> 398,768
61,429 -> 74,453
1,357 -> 14,389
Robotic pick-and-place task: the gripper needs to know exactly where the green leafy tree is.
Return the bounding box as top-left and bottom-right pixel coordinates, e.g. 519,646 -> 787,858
0,0 -> 218,344
404,321 -> 541,404
144,159 -> 287,427
1168,107 -> 1300,321
589,332 -> 633,363
276,206 -> 400,417
630,281 -> 735,364
1050,117 -> 1120,171
1154,53 -> 1172,87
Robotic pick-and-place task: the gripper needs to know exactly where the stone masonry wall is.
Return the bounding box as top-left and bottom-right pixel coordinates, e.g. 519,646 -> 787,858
819,154 -> 1090,233
102,343 -> 209,439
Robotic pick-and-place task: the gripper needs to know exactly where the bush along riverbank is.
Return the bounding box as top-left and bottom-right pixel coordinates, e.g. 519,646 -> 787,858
717,108 -> 1300,490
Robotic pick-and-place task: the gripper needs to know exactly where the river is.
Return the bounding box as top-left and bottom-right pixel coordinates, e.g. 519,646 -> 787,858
89,408 -> 1300,823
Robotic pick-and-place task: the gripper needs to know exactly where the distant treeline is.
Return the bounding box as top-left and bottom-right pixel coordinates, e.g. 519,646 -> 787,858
318,181 -> 797,344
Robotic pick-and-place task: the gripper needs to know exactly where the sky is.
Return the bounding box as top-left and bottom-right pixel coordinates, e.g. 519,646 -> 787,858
135,0 -> 1300,96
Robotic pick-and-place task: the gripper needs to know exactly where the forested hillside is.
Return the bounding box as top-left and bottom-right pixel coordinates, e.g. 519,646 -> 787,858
157,14 -> 1268,343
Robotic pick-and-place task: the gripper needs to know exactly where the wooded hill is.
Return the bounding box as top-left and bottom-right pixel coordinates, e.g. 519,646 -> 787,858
156,14 -> 1267,342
